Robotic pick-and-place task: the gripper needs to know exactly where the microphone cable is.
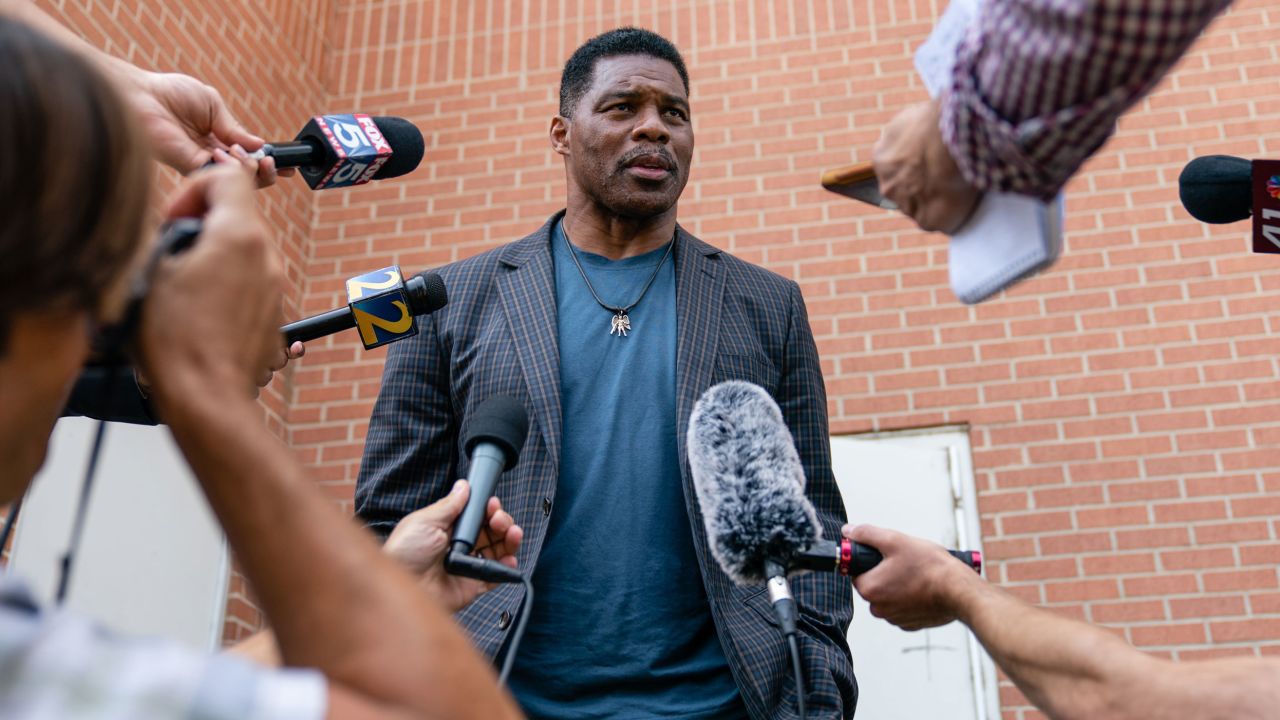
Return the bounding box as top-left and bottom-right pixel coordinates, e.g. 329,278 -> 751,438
788,633 -> 807,720
497,575 -> 534,686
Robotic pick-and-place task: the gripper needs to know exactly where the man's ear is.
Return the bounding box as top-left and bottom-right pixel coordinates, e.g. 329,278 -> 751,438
549,116 -> 571,157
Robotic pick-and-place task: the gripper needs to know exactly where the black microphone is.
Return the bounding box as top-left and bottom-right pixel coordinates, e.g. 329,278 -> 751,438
687,381 -> 980,635
445,395 -> 529,584
282,269 -> 446,348
253,114 -> 425,190
1178,155 -> 1280,254
1179,155 -> 1253,224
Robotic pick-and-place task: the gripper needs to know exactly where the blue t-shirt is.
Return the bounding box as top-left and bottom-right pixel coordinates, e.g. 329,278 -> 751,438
506,222 -> 745,719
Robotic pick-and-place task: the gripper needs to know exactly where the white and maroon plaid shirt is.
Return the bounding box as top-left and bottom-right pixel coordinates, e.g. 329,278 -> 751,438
942,0 -> 1234,199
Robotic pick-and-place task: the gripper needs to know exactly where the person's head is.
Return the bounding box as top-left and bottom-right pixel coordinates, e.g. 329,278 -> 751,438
551,28 -> 693,222
0,17 -> 152,500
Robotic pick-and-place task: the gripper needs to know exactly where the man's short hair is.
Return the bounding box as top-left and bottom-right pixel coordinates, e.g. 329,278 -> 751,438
0,17 -> 151,354
559,27 -> 690,118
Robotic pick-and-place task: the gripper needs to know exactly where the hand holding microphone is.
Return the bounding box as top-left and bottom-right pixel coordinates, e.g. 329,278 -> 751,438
444,395 -> 529,585
384,479 -> 524,613
236,113 -> 425,190
844,524 -> 989,632
687,380 -> 979,636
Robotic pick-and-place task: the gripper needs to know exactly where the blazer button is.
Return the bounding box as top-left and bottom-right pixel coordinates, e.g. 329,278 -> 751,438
499,610 -> 512,630
542,497 -> 552,517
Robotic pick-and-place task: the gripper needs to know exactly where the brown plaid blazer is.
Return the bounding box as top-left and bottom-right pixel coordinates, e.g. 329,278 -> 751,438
357,212 -> 857,719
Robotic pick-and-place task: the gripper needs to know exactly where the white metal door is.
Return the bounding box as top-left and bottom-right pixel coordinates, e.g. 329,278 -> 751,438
832,427 -> 997,720
10,417 -> 229,650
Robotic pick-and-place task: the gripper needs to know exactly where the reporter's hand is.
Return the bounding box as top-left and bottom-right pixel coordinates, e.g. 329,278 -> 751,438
846,524 -> 978,631
872,98 -> 981,234
384,480 -> 524,613
124,70 -> 293,187
136,165 -> 285,400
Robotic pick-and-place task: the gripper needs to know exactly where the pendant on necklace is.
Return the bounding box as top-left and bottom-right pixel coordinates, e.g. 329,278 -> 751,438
610,311 -> 632,337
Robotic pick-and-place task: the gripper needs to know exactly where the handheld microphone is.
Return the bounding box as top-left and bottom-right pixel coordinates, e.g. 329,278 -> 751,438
687,381 -> 980,634
281,267 -> 446,350
253,114 -> 425,190
445,395 -> 529,584
1178,155 -> 1280,254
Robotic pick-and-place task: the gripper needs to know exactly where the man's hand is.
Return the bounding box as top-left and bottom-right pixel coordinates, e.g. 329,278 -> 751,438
846,524 -> 981,631
873,98 -> 982,234
384,480 -> 524,613
136,165 -> 285,400
124,70 -> 294,187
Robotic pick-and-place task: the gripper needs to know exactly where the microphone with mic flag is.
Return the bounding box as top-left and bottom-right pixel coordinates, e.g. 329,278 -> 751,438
282,267 -> 447,350
1178,154 -> 1280,254
250,114 -> 425,190
687,381 -> 980,719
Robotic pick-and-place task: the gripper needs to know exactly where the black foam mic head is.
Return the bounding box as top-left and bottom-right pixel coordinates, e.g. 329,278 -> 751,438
370,116 -> 425,180
405,271 -> 448,315
1179,155 -> 1252,224
463,395 -> 529,470
687,381 -> 820,584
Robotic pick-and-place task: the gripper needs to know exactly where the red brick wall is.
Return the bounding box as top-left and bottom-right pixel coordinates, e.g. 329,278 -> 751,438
22,1 -> 1280,717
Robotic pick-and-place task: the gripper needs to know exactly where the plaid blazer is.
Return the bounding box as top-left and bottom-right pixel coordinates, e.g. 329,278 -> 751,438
357,212 -> 857,719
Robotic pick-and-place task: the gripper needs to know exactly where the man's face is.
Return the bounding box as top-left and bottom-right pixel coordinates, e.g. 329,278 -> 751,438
558,54 -> 694,219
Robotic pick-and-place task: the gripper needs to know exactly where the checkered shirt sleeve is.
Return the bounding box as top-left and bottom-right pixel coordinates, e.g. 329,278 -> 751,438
0,576 -> 326,719
942,0 -> 1233,199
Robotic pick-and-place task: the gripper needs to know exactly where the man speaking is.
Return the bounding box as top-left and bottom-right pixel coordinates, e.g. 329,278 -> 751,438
357,27 -> 855,719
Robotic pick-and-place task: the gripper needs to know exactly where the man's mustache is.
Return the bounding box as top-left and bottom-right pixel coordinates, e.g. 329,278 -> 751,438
617,147 -> 678,173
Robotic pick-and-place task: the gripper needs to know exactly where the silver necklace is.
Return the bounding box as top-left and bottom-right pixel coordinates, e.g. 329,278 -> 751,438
560,227 -> 675,337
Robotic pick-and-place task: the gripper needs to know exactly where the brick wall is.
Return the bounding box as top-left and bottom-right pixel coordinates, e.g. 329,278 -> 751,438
16,0 -> 1280,717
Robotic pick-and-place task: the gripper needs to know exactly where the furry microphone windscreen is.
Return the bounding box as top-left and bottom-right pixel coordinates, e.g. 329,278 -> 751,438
687,380 -> 820,584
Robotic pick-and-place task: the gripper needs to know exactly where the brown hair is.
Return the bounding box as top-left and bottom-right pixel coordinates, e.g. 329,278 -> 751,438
0,16 -> 153,353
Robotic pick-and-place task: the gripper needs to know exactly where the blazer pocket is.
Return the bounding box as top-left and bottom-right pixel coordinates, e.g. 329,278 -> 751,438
741,584 -> 779,628
713,352 -> 780,396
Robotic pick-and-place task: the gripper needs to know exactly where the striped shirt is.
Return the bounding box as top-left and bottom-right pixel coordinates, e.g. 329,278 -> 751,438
942,0 -> 1234,199
0,573 -> 325,720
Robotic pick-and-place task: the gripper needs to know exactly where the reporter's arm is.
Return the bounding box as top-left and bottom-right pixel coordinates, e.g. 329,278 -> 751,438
851,525 -> 1280,720
942,0 -> 1232,200
955,570 -> 1280,720
139,167 -> 520,720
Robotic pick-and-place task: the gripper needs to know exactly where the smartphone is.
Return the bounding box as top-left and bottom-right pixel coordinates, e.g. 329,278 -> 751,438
820,161 -> 897,210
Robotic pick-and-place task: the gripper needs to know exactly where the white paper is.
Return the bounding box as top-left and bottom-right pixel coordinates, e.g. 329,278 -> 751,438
913,0 -> 978,96
949,194 -> 1065,304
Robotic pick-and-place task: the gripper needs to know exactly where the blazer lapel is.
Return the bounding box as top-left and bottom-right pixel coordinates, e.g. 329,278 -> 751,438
496,213 -> 564,476
674,228 -> 725,494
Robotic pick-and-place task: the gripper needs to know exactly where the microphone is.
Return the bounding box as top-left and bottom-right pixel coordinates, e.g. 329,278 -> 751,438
1178,155 -> 1253,224
445,395 -> 529,584
688,381 -> 979,635
1179,155 -> 1280,255
282,267 -> 446,350
253,114 -> 425,190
